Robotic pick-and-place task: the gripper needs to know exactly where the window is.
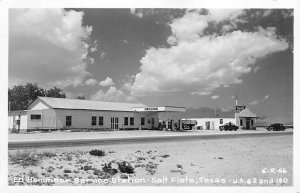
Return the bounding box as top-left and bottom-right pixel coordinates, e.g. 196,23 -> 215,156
30,114 -> 41,120
66,116 -> 72,126
124,117 -> 128,125
240,119 -> 243,126
92,116 -> 97,126
141,117 -> 145,126
220,119 -> 223,124
251,119 -> 254,126
99,116 -> 103,126
130,117 -> 134,125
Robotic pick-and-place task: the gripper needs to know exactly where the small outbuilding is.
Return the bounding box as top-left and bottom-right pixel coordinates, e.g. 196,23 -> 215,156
235,108 -> 258,130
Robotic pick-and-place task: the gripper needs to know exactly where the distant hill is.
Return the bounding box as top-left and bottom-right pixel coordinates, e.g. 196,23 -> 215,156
183,107 -> 235,118
256,117 -> 293,126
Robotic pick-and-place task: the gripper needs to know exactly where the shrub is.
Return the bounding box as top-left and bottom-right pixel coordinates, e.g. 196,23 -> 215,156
9,151 -> 39,167
93,168 -> 104,176
176,164 -> 183,169
102,163 -> 118,175
63,169 -> 72,173
137,157 -> 146,161
82,165 -> 93,171
10,128 -> 19,134
77,159 -> 88,164
46,166 -> 55,173
38,151 -> 56,158
161,154 -> 170,158
117,161 -> 135,174
66,155 -> 72,161
145,162 -> 158,175
89,149 -> 106,157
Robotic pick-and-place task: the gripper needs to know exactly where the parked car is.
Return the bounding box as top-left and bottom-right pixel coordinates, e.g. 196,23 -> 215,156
219,122 -> 238,131
267,123 -> 286,131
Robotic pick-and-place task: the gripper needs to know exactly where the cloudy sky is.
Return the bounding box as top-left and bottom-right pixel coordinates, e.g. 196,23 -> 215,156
9,8 -> 293,120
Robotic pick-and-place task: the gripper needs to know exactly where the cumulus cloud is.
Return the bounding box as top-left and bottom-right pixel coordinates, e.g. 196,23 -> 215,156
129,9 -> 289,97
99,77 -> 114,87
211,95 -> 220,100
130,8 -> 143,18
100,51 -> 106,59
91,86 -> 136,102
249,95 -> 270,105
85,78 -> 99,86
9,9 -> 95,88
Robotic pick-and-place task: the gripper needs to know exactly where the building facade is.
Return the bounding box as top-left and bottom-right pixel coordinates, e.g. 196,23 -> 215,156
184,108 -> 258,130
8,97 -> 185,132
185,117 -> 236,130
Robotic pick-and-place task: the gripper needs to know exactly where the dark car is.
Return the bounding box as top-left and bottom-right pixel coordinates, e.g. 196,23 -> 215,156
267,123 -> 286,131
219,122 -> 238,131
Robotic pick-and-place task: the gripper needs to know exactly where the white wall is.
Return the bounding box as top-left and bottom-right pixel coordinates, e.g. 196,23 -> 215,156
30,101 -> 49,110
55,109 -> 159,130
184,118 -> 235,130
237,117 -> 257,130
8,112 -> 28,131
27,109 -> 56,130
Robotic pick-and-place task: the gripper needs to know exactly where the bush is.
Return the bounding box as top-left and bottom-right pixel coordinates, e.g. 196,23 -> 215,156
137,157 -> 146,161
77,159 -> 88,164
102,162 -> 118,175
38,151 -> 56,158
66,155 -> 72,161
63,169 -> 72,173
10,128 -> 19,134
89,149 -> 106,157
93,168 -> 104,176
145,162 -> 158,175
9,151 -> 39,167
82,165 -> 93,171
46,166 -> 55,173
161,154 -> 170,158
117,161 -> 135,174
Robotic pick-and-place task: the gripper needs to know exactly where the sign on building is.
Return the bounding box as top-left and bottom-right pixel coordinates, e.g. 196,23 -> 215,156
236,105 -> 246,112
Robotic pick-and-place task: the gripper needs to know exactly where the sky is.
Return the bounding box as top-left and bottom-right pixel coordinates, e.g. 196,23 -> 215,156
8,8 -> 293,121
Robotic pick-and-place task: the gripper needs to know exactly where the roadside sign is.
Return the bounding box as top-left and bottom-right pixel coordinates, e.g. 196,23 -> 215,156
236,105 -> 246,111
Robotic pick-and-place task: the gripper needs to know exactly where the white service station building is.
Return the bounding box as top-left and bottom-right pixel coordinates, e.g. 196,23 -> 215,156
8,97 -> 186,132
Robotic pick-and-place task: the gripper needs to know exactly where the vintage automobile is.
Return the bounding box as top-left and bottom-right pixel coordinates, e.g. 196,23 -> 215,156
267,123 -> 286,131
219,122 -> 238,131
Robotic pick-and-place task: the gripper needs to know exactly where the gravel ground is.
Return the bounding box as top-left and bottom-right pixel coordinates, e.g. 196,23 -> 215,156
8,134 -> 292,186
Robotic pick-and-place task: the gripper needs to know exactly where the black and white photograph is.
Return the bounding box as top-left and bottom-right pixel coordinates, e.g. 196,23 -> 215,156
0,0 -> 299,192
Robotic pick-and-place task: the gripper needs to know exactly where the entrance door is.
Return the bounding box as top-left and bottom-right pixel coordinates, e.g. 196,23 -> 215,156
205,121 -> 210,130
115,117 -> 119,130
111,117 -> 119,130
246,120 -> 250,130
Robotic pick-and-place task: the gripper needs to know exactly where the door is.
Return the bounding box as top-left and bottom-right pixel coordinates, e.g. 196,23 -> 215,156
111,117 -> 119,130
246,120 -> 250,130
114,117 -> 119,130
205,121 -> 210,130
110,117 -> 114,130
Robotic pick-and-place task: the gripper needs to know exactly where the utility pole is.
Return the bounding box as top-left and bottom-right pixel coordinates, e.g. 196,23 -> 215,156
235,93 -> 238,127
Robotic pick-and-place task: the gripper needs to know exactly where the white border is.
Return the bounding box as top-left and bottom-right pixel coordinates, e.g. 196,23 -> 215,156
0,0 -> 299,193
